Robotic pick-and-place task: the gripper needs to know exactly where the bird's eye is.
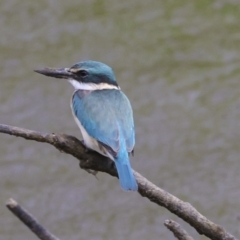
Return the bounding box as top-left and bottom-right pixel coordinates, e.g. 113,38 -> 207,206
78,70 -> 88,78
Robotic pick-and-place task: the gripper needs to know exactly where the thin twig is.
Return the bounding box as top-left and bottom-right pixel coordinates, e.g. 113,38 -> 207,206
0,124 -> 237,240
6,198 -> 59,240
164,219 -> 194,240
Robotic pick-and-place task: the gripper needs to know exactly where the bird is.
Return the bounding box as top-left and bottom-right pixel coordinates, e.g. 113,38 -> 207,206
35,60 -> 138,191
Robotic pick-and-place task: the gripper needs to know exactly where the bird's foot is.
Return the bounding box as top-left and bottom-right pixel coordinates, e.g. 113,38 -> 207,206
79,162 -> 99,179
84,169 -> 99,179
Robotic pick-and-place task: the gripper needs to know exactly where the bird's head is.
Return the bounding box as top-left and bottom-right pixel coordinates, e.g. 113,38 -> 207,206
35,60 -> 119,90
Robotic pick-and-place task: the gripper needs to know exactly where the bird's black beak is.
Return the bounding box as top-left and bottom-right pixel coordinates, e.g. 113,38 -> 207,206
34,67 -> 74,79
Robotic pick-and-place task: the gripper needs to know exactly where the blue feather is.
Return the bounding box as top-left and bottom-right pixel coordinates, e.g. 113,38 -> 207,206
115,135 -> 138,191
72,89 -> 135,153
72,89 -> 138,191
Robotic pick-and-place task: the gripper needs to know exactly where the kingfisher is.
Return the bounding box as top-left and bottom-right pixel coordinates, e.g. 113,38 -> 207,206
35,60 -> 138,191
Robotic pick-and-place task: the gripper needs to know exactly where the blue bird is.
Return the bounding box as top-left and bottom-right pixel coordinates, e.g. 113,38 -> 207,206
35,60 -> 138,191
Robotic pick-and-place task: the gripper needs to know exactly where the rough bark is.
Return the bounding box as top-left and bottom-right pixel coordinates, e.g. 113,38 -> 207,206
0,124 -> 237,240
6,198 -> 59,240
164,219 -> 194,240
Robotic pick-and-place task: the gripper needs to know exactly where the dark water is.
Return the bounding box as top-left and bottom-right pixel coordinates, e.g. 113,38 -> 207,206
1,1 -> 240,239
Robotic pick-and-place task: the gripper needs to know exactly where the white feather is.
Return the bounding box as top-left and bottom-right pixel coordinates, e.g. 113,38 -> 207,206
68,79 -> 119,90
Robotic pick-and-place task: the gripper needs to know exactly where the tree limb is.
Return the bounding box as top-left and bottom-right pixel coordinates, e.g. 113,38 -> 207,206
0,123 -> 237,240
6,198 -> 59,240
164,219 -> 194,240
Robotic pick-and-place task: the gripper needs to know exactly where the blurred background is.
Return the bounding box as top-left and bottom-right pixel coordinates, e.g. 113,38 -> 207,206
0,0 -> 240,239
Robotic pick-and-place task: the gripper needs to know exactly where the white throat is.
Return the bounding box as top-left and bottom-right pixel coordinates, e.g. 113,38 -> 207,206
68,79 -> 120,90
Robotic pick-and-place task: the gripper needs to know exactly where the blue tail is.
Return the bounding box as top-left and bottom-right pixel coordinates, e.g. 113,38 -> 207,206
114,150 -> 138,191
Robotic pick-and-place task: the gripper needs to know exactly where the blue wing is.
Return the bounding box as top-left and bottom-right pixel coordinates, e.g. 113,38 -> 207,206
72,89 -> 135,155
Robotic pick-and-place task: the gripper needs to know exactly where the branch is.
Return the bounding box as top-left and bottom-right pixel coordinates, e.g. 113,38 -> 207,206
164,219 -> 194,240
6,198 -> 59,240
0,124 -> 237,240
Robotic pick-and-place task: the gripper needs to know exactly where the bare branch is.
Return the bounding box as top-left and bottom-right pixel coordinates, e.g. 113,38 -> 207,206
0,124 -> 237,240
164,219 -> 194,240
6,198 -> 59,240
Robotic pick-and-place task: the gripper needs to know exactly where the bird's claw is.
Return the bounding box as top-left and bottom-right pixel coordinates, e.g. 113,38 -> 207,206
84,169 -> 99,179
